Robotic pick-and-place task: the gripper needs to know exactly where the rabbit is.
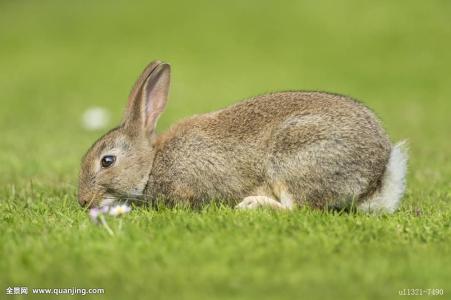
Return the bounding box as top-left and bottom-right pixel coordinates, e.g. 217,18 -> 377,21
78,60 -> 407,213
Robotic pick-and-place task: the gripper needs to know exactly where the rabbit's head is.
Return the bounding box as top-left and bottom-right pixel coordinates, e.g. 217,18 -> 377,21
78,61 -> 170,207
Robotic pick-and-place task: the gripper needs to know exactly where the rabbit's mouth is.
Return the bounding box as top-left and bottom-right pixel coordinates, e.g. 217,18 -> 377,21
100,195 -> 117,207
100,192 -> 146,207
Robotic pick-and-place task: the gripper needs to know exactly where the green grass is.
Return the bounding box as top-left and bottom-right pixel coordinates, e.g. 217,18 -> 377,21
1,0 -> 450,299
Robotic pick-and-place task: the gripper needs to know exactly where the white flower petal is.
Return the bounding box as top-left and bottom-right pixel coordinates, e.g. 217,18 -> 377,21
109,204 -> 132,217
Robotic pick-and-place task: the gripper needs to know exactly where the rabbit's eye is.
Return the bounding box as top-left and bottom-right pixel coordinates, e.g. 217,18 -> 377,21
101,155 -> 116,168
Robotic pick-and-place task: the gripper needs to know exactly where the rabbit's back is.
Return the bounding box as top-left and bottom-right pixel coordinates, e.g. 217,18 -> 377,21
147,91 -> 391,207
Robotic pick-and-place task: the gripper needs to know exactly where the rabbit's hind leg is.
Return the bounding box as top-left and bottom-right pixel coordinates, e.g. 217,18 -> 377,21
235,196 -> 287,210
235,182 -> 294,210
235,184 -> 294,210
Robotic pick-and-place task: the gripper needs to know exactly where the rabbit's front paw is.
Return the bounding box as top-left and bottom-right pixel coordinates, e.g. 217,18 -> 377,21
235,196 -> 285,210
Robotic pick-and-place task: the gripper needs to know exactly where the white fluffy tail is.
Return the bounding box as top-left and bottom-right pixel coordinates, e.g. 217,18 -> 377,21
358,141 -> 408,213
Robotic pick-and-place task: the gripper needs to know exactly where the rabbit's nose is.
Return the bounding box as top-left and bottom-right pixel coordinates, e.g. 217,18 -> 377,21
78,197 -> 88,207
78,194 -> 91,207
78,190 -> 99,208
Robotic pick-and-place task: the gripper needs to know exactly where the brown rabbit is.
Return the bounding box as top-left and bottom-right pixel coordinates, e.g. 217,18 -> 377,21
79,60 -> 407,213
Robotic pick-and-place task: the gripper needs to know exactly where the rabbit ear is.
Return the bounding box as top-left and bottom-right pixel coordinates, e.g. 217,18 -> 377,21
124,60 -> 171,135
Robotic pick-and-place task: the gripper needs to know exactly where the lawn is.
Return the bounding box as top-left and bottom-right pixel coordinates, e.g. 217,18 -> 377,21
1,1 -> 450,299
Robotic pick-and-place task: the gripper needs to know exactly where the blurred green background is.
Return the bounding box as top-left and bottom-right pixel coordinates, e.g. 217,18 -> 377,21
1,0 -> 450,186
1,1 -> 450,299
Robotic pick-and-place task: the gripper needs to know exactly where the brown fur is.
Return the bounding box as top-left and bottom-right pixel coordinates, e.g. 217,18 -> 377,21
78,60 -> 391,209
